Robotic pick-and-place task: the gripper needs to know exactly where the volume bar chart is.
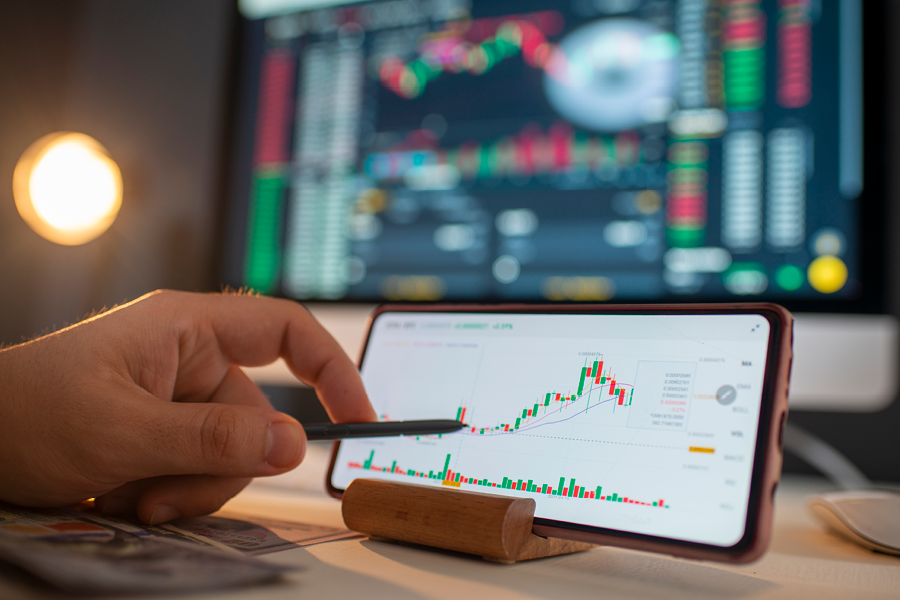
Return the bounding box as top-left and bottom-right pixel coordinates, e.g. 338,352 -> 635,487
348,450 -> 670,508
364,123 -> 642,183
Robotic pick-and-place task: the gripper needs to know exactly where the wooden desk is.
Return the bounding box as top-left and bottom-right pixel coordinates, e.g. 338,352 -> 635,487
3,444 -> 899,599
227,443 -> 900,600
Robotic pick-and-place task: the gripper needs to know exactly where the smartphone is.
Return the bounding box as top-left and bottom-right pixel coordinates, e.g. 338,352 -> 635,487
327,304 -> 792,563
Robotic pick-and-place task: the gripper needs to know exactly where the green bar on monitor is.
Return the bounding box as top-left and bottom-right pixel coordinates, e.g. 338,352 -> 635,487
244,173 -> 285,294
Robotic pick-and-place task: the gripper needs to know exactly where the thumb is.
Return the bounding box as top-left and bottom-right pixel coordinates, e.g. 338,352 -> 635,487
116,399 -> 306,481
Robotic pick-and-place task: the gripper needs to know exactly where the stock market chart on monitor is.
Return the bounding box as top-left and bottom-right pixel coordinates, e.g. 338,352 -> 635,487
330,311 -> 773,547
234,0 -> 862,302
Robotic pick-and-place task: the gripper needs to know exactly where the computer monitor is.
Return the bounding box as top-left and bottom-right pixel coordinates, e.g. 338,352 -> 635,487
223,0 -> 896,414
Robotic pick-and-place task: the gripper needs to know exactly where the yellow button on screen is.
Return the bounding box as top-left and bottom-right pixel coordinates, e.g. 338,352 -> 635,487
807,255 -> 848,294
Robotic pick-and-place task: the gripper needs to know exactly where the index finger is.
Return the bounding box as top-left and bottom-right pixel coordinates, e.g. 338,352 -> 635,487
159,291 -> 376,423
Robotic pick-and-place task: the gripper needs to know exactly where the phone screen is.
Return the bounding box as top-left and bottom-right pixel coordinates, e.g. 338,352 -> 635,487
330,311 -> 774,548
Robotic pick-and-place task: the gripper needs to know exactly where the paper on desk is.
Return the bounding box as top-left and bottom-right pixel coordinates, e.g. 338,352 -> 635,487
0,503 -> 290,594
0,531 -> 290,595
0,501 -> 361,593
165,513 -> 362,555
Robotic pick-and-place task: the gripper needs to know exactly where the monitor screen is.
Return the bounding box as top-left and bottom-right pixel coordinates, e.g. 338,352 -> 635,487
226,0 -> 878,307
330,309 -> 775,548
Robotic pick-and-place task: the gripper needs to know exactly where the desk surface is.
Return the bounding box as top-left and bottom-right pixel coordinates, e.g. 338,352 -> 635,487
3,444 -> 899,600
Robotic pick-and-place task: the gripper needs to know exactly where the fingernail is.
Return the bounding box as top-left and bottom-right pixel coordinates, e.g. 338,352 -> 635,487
148,504 -> 180,526
266,421 -> 302,468
99,497 -> 131,517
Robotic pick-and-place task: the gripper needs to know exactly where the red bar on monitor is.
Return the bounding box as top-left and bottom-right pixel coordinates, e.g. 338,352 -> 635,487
549,122 -> 571,171
253,50 -> 296,166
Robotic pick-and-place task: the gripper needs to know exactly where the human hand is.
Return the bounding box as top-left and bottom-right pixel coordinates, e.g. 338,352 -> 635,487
0,290 -> 376,524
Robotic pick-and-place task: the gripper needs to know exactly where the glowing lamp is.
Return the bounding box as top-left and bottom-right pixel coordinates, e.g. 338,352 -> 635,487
13,132 -> 122,245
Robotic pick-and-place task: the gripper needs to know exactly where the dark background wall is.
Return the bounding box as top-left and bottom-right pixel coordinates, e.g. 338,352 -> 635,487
0,0 -> 233,342
2,0 -> 900,480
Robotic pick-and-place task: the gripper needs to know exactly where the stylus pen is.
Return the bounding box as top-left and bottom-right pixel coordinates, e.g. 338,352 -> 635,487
303,420 -> 466,440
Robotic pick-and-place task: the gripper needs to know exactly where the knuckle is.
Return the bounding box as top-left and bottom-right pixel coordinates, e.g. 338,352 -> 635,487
198,407 -> 244,465
142,289 -> 177,305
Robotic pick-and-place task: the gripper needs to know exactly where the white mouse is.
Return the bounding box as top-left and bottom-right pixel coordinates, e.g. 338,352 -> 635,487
809,490 -> 900,556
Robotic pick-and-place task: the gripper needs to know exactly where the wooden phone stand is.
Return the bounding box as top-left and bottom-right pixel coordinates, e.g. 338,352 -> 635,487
341,479 -> 595,563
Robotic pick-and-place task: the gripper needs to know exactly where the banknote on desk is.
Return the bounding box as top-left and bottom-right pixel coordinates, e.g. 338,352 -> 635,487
0,502 -> 359,594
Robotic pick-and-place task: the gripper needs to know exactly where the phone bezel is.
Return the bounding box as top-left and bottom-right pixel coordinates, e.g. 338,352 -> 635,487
326,303 -> 789,561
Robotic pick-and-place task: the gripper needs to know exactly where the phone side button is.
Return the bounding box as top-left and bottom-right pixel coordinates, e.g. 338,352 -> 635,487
777,412 -> 787,451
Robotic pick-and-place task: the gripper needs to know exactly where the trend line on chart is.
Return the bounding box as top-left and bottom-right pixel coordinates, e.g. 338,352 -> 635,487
454,355 -> 635,437
377,11 -> 565,98
347,449 -> 670,508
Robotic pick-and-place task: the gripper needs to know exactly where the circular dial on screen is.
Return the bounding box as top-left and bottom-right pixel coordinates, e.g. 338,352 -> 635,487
543,18 -> 679,132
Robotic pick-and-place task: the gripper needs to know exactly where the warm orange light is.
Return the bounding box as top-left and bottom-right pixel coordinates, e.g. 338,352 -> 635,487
13,132 -> 122,245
